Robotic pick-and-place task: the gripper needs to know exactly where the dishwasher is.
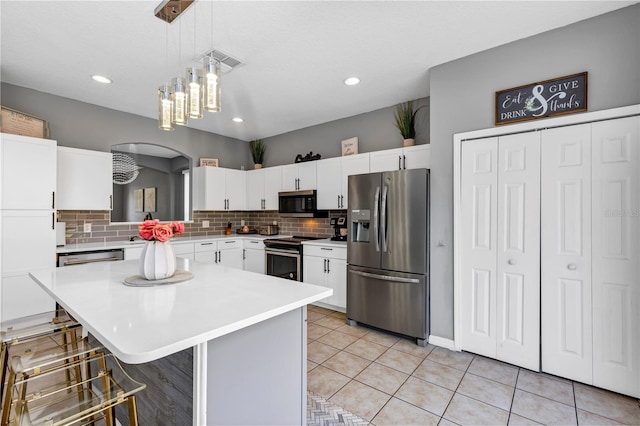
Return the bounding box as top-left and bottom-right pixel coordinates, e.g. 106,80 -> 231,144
57,249 -> 124,267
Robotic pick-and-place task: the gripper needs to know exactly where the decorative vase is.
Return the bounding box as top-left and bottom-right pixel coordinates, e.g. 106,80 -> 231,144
254,163 -> 263,169
139,241 -> 176,280
403,138 -> 415,147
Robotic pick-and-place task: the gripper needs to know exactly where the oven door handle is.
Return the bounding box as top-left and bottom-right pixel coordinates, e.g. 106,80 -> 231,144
265,248 -> 301,257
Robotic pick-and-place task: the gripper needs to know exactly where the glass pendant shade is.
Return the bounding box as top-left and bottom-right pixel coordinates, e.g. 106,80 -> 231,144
186,66 -> 204,119
172,76 -> 189,125
158,84 -> 175,131
203,55 -> 221,112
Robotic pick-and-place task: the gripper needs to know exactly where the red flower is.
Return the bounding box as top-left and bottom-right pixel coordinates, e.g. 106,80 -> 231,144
152,224 -> 173,242
138,219 -> 184,242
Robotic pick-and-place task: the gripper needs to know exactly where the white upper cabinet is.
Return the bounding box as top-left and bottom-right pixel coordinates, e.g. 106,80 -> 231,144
193,167 -> 246,211
316,154 -> 369,210
369,145 -> 431,172
281,162 -> 316,191
0,134 -> 56,210
57,147 -> 112,210
246,167 -> 282,210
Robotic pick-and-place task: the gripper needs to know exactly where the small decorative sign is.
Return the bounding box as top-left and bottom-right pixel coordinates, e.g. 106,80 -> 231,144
199,158 -> 219,167
0,106 -> 50,138
341,137 -> 359,156
495,72 -> 587,125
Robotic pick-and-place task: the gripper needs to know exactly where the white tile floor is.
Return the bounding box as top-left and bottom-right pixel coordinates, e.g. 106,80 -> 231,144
307,305 -> 640,425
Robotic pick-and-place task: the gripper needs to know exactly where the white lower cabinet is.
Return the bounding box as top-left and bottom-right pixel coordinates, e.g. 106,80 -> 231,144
303,244 -> 347,310
243,239 -> 265,274
1,210 -> 56,321
194,240 -> 243,269
173,242 -> 195,261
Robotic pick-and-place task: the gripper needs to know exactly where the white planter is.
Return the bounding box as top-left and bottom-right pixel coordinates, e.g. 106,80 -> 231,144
140,241 -> 176,280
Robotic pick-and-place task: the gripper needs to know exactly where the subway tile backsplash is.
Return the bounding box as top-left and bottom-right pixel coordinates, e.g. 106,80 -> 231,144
58,210 -> 345,245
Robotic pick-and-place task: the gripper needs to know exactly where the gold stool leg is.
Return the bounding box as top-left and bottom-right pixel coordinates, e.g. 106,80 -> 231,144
127,394 -> 139,426
0,342 -> 8,411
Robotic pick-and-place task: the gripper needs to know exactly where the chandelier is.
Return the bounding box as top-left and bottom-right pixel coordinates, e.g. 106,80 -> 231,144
155,0 -> 225,131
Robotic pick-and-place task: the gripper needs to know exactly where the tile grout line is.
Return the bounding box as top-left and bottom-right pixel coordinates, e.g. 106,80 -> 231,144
506,367 -> 521,425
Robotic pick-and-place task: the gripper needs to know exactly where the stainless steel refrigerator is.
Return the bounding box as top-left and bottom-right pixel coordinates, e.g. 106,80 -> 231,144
347,169 -> 429,345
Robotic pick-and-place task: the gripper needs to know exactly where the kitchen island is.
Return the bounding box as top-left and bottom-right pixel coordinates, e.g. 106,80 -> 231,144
29,258 -> 332,425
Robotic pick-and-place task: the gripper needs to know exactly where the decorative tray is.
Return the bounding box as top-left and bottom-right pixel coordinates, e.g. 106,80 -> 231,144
236,229 -> 259,234
123,270 -> 194,287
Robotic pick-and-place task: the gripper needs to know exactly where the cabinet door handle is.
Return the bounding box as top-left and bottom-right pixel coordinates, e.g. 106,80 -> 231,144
341,195 -> 344,208
323,259 -> 327,273
225,240 -> 235,244
218,250 -> 222,262
508,259 -> 516,265
398,156 -> 402,170
327,259 -> 330,273
52,212 -> 55,230
201,242 -> 214,246
109,195 -> 113,210
567,263 -> 577,271
403,155 -> 406,169
321,247 -> 333,251
52,191 -> 56,209
243,249 -> 246,260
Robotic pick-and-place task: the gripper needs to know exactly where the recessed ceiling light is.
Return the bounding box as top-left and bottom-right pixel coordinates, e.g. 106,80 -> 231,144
91,75 -> 112,84
344,77 -> 360,86
232,117 -> 244,123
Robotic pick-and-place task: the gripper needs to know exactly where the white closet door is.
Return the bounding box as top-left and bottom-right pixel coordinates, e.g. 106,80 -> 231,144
541,124 -> 593,382
496,132 -> 540,370
460,138 -> 498,359
591,116 -> 640,398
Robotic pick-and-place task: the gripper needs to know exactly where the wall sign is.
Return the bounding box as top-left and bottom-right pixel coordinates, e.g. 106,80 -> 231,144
495,72 -> 587,125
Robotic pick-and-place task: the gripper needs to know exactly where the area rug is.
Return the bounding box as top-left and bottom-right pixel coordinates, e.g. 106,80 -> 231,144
307,391 -> 369,425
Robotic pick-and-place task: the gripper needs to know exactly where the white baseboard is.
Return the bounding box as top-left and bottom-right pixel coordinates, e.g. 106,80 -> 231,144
428,335 -> 456,351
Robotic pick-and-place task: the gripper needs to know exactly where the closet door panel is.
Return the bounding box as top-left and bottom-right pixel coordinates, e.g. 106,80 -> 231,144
496,132 -> 540,370
460,138 -> 498,358
592,116 -> 640,398
541,124 -> 593,383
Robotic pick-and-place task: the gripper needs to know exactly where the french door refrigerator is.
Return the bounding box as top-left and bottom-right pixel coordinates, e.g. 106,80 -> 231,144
347,169 -> 429,345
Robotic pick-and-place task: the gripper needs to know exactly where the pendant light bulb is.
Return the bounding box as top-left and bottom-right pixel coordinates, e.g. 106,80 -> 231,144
203,54 -> 221,112
172,76 -> 189,126
186,66 -> 203,119
158,83 -> 175,131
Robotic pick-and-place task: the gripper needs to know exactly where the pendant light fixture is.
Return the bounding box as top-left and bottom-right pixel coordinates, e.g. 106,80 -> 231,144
203,54 -> 221,112
186,2 -> 203,119
186,66 -> 203,119
158,24 -> 174,131
172,11 -> 188,125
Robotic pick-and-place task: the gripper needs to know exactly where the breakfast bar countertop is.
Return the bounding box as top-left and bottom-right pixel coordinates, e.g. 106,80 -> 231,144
29,258 -> 331,364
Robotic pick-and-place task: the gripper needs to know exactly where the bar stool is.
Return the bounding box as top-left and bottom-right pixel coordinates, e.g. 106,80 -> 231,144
1,333 -> 103,425
6,353 -> 145,426
1,310 -> 80,405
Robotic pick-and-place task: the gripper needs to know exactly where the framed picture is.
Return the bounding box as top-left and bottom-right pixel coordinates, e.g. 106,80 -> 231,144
143,187 -> 156,212
199,158 -> 219,167
341,137 -> 358,156
134,189 -> 144,212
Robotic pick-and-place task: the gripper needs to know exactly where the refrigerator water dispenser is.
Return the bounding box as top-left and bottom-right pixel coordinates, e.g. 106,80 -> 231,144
350,209 -> 371,242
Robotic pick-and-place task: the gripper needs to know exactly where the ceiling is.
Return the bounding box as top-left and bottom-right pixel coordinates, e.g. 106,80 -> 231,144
1,1 -> 635,142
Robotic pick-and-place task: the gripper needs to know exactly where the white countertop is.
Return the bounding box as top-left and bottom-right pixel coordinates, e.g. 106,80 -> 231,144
56,234 -> 275,254
29,259 -> 332,364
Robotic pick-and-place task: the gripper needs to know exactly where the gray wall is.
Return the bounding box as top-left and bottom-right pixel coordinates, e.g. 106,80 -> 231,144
0,83 -> 251,168
428,4 -> 640,339
263,98 -> 429,166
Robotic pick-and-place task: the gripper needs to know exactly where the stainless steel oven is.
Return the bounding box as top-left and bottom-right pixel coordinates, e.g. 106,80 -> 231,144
265,246 -> 301,281
263,236 -> 322,281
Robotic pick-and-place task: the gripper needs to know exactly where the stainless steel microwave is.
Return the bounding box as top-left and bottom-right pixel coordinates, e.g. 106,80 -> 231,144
278,190 -> 326,217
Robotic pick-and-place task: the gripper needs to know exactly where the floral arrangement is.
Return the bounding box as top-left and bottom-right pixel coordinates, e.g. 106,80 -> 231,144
138,219 -> 185,242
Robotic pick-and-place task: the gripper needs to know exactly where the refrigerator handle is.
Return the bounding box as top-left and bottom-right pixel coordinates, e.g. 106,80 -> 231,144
373,186 -> 381,252
351,270 -> 420,284
381,184 -> 388,252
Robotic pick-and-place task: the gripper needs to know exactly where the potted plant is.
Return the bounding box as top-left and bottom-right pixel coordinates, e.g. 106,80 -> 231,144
249,139 -> 266,169
394,101 -> 419,147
